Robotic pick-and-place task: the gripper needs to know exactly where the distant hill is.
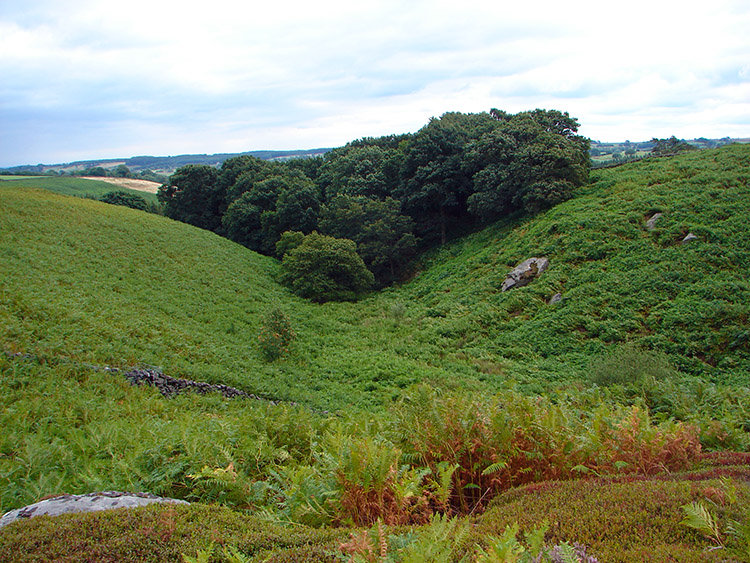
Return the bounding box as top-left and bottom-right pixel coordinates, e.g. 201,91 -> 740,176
1,148 -> 333,176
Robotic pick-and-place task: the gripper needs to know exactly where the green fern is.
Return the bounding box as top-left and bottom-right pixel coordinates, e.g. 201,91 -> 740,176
182,545 -> 213,563
556,542 -> 582,563
481,461 -> 508,476
680,501 -> 723,545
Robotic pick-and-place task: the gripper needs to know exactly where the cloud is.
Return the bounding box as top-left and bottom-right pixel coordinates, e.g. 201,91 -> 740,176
1,0 -> 748,166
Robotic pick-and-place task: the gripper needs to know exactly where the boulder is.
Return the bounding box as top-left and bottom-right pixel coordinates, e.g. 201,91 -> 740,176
681,232 -> 698,244
549,292 -> 563,304
645,212 -> 663,231
0,491 -> 189,529
501,257 -> 549,292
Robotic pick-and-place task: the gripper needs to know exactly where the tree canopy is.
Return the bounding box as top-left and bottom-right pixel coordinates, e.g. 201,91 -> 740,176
160,106 -> 593,299
280,232 -> 374,302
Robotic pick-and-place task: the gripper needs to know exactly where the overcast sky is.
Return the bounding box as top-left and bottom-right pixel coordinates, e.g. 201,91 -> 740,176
1,0 -> 749,167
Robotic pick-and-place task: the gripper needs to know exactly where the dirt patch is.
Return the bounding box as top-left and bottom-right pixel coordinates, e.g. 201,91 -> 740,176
82,177 -> 162,194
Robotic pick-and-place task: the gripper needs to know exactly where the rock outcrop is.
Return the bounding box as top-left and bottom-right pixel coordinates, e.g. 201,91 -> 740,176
681,232 -> 698,244
645,212 -> 663,230
0,491 -> 188,529
501,257 -> 549,291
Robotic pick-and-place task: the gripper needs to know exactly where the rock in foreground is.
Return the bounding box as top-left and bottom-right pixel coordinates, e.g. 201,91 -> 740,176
0,491 -> 188,529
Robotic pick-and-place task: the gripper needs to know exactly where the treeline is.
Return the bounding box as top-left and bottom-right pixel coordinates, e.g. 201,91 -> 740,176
158,108 -> 591,299
69,164 -> 168,184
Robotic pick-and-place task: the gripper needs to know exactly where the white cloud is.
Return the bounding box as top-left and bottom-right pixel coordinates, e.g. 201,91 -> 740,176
1,0 -> 748,166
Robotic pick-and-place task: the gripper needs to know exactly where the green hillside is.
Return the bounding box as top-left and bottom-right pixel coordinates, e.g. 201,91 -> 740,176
392,143 -> 750,385
3,145 -> 750,561
0,175 -> 159,203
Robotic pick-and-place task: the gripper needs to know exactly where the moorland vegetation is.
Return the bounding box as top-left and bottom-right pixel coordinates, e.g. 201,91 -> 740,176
1,112 -> 750,561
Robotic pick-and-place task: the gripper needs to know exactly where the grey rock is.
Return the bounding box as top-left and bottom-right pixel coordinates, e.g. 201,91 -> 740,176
681,232 -> 698,244
549,292 -> 563,304
0,491 -> 189,529
645,212 -> 663,231
501,257 -> 549,292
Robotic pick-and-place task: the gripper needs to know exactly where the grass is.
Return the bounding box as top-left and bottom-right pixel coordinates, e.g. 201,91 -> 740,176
0,175 -> 159,203
2,145 -> 750,560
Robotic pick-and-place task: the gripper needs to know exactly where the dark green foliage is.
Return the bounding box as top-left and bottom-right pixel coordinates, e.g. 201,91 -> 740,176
651,136 -> 698,156
468,109 -> 590,219
158,164 -> 224,233
280,232 -> 374,302
113,164 -> 132,178
319,195 -> 417,283
397,112 -> 497,244
258,308 -> 296,361
275,230 -> 305,258
218,155 -> 270,203
222,170 -> 319,255
318,143 -> 404,200
99,190 -> 148,211
221,192 -> 264,250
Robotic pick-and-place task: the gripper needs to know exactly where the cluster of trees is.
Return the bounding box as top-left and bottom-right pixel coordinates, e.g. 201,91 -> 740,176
158,108 -> 591,301
650,136 -> 698,156
67,165 -> 167,183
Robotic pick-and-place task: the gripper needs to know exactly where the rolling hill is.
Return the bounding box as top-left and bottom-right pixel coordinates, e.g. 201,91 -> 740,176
2,144 -> 750,561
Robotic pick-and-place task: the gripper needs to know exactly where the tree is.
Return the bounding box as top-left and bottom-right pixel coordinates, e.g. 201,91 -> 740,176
221,192 -> 264,251
650,136 -> 697,156
397,112 -> 497,244
317,144 -> 404,201
280,232 -> 374,302
221,169 -> 320,255
467,109 -> 590,220
219,155 -> 272,203
113,164 -> 132,178
158,164 -> 223,232
319,195 -> 417,284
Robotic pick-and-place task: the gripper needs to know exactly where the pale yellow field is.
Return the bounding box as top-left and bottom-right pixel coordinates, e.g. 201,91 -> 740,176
81,176 -> 162,193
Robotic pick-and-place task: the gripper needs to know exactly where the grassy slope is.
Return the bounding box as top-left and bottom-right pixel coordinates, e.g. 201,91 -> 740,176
3,145 -> 749,412
0,175 -> 159,203
2,146 -> 750,561
0,187 -> 490,412
390,143 -> 750,386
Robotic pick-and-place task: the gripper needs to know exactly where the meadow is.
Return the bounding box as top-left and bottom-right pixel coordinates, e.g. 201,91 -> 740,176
2,145 -> 750,561
0,175 -> 159,203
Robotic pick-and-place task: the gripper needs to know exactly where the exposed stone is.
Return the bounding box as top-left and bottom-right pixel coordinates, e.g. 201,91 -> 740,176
0,491 -> 189,529
124,368 -> 272,401
501,257 -> 549,292
549,292 -> 563,304
645,212 -> 663,231
681,232 -> 698,244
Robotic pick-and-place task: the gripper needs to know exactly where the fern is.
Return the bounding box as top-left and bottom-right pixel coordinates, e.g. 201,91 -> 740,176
555,542 -> 582,563
481,461 -> 508,476
182,545 -> 213,563
680,501 -> 722,545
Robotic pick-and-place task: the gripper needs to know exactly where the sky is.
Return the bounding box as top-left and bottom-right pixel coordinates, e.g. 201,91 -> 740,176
1,0 -> 749,167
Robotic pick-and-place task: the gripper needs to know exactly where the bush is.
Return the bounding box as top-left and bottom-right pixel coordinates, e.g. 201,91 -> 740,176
588,342 -> 677,387
258,308 -> 295,361
280,232 -> 374,302
99,190 -> 148,211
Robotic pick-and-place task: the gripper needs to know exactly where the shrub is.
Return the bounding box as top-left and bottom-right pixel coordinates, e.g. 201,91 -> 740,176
258,308 -> 295,361
588,342 -> 677,387
99,190 -> 148,211
280,232 -> 374,302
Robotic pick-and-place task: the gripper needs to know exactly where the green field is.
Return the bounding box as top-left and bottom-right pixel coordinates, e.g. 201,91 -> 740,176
0,175 -> 159,203
3,145 -> 750,561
